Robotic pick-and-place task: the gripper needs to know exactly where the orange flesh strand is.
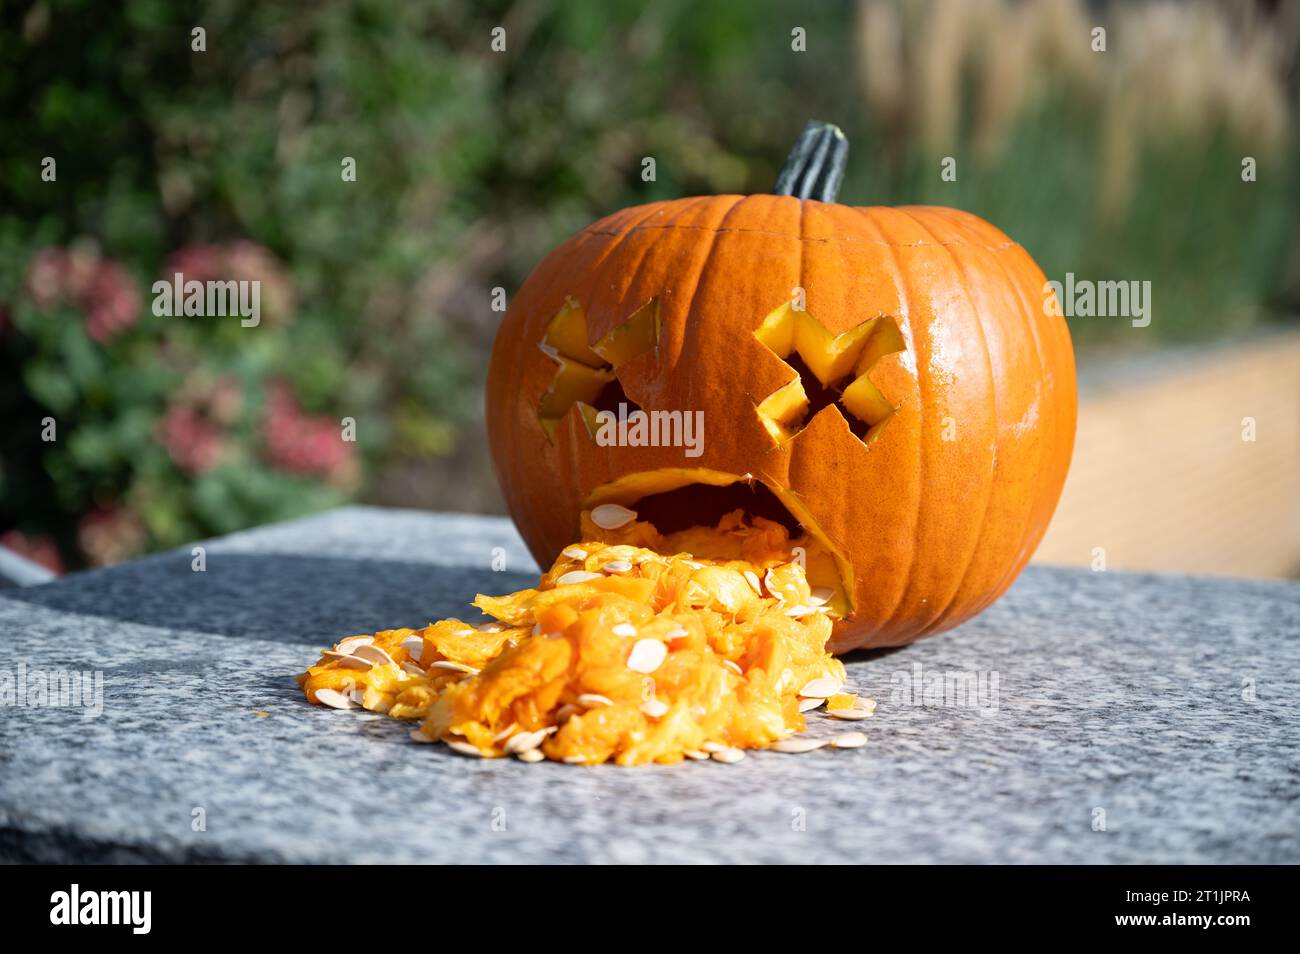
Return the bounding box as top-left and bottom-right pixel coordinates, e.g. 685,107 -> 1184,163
297,512 -> 846,765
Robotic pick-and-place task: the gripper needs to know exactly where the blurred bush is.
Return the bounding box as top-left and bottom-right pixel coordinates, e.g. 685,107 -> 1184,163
0,0 -> 1296,570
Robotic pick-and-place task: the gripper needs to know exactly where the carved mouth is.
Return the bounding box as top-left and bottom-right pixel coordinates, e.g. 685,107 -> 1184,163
581,468 -> 853,618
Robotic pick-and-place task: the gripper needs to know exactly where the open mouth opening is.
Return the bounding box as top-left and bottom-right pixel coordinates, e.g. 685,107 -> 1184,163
633,479 -> 801,537
580,468 -> 853,618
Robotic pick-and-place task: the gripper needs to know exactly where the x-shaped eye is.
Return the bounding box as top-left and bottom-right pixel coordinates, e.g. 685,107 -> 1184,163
537,298 -> 659,439
754,302 -> 905,445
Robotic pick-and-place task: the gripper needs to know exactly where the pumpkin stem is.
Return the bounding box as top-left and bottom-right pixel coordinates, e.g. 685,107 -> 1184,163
773,120 -> 848,203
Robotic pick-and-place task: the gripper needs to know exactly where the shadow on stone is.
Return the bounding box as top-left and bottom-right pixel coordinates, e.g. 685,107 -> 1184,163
4,552 -> 537,644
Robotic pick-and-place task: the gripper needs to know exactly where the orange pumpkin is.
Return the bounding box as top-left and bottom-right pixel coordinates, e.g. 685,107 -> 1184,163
487,122 -> 1076,651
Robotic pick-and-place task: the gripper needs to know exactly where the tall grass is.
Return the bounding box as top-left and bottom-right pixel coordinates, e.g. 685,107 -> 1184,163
854,0 -> 1299,346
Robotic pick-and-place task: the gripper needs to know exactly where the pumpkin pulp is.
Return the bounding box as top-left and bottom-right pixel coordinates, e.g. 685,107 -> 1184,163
581,468 -> 854,619
297,513 -> 848,766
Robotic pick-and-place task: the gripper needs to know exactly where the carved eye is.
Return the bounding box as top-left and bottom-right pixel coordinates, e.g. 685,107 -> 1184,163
536,298 -> 659,439
753,303 -> 905,444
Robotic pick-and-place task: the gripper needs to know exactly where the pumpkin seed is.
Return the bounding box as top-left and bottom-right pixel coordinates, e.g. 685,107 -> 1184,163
784,605 -> 815,617
590,503 -> 637,530
400,634 -> 424,661
337,635 -> 374,652
830,731 -> 868,749
743,570 -> 763,594
798,696 -> 825,712
335,654 -> 373,671
556,703 -> 581,722
493,722 -> 519,743
711,747 -> 745,764
563,754 -> 588,764
626,638 -> 667,674
602,560 -> 634,574
577,693 -> 614,708
429,660 -> 479,674
409,727 -> 433,743
561,547 -> 588,560
665,624 -> 689,640
556,569 -> 603,586
351,644 -> 396,667
400,660 -> 426,677
517,748 -> 545,763
723,659 -> 743,676
828,706 -> 873,721
683,749 -> 709,760
314,688 -> 358,710
640,698 -> 669,718
799,677 -> 842,698
773,737 -> 829,753
701,741 -> 728,753
505,728 -> 549,754
612,622 -> 638,637
446,739 -> 486,758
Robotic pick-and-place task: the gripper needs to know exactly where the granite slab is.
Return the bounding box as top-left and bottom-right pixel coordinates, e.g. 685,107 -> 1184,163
0,506 -> 1296,864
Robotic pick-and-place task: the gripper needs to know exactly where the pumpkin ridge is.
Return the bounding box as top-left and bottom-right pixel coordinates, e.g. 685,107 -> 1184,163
897,208 -> 1002,637
578,200 -> 689,299
674,193 -> 750,330
581,201 -> 1021,252
585,222 -> 1020,251
965,238 -> 1074,624
967,235 -> 1070,607
579,203 -> 716,349
972,245 -> 1058,607
855,205 -> 925,640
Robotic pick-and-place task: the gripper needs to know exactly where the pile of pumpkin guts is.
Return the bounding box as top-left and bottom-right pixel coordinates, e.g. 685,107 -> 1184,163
297,507 -> 875,765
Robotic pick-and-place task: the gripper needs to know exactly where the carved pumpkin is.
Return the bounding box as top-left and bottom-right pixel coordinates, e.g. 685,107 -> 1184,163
487,122 -> 1077,651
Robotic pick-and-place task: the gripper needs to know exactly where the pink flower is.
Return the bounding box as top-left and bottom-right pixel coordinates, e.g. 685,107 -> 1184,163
24,244 -> 141,342
163,240 -> 294,323
164,244 -> 224,284
77,507 -> 146,568
261,381 -> 355,481
25,248 -> 68,310
208,375 -> 243,426
0,530 -> 64,575
84,260 -> 142,342
156,403 -> 227,474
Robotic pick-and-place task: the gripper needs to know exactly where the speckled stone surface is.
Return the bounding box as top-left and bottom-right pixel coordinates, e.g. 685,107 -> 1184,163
1,506 -> 1297,863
